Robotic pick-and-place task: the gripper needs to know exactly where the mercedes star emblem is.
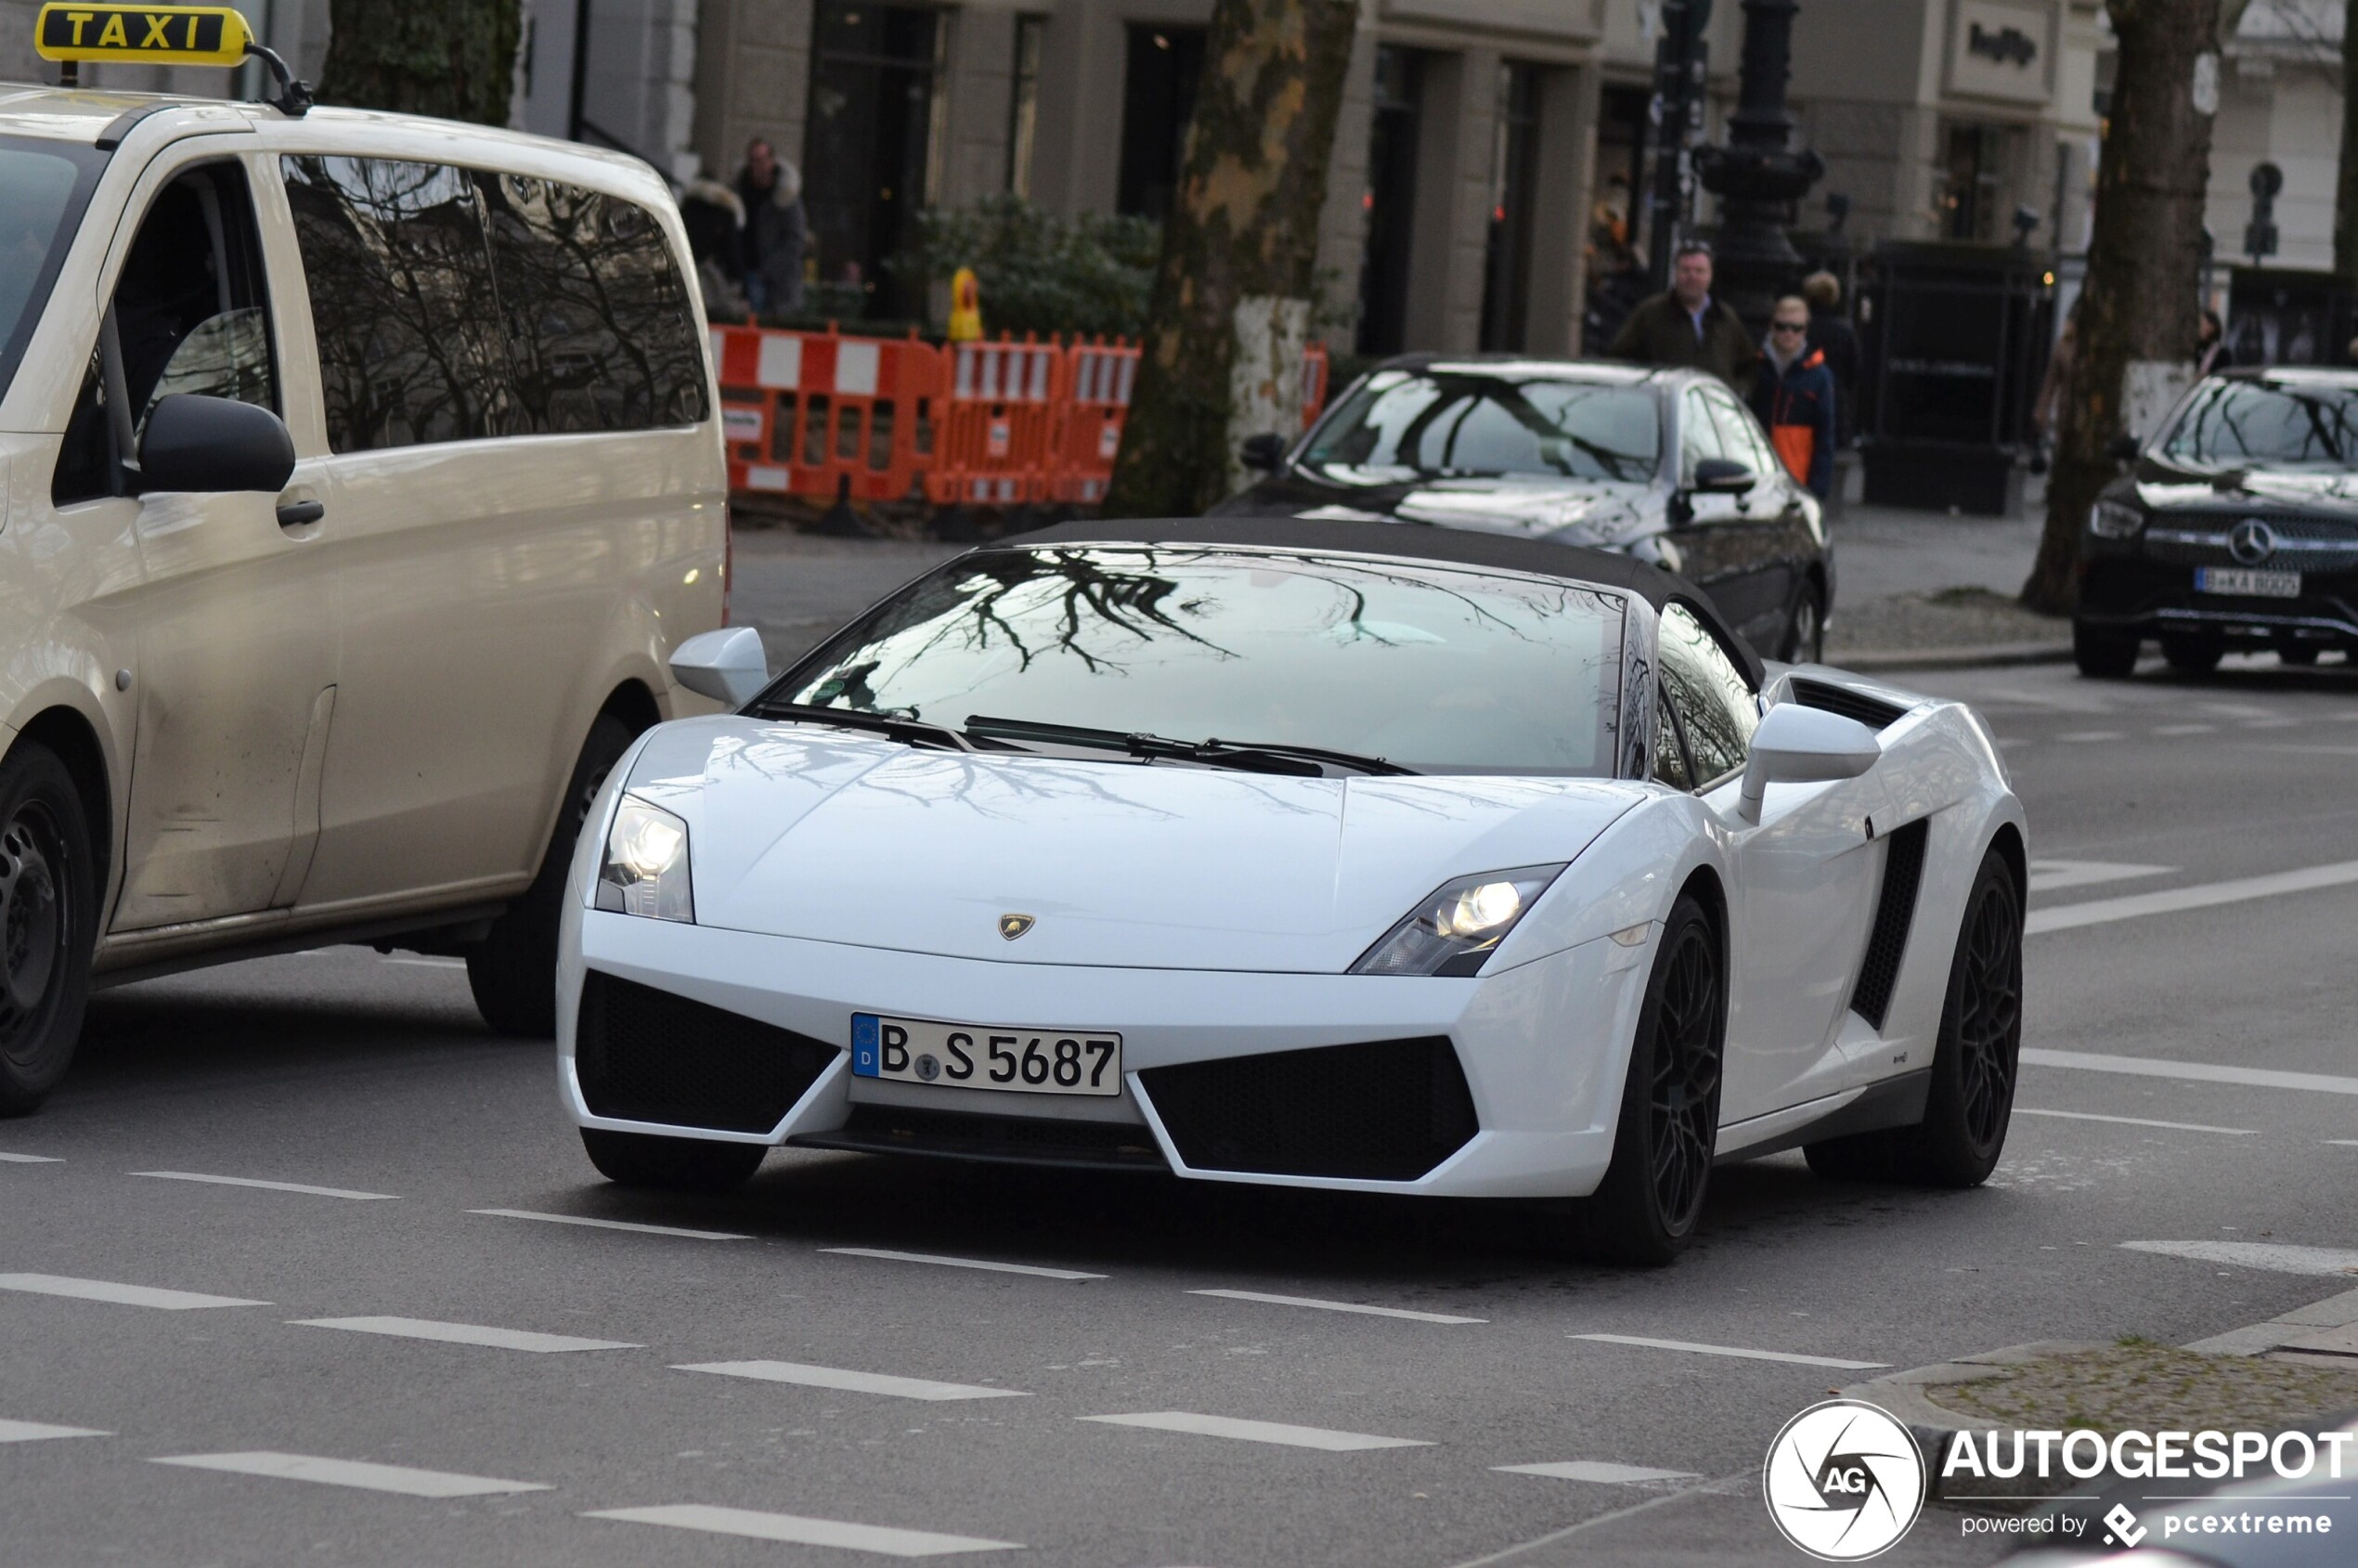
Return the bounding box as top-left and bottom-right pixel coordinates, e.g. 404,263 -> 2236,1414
2229,518 -> 2277,564
998,913 -> 1036,940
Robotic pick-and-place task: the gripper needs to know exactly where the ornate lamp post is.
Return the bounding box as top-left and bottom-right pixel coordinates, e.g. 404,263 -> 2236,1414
1695,0 -> 1825,328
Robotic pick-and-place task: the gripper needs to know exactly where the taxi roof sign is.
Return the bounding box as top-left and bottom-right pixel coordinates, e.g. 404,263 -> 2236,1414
36,6 -> 253,68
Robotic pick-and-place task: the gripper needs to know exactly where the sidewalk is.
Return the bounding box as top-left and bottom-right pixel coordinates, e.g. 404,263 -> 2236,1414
1825,473 -> 2071,671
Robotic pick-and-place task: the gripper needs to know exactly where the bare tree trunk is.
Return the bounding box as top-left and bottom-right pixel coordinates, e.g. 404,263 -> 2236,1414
317,0 -> 522,127
2022,0 -> 2222,615
1104,0 -> 1359,519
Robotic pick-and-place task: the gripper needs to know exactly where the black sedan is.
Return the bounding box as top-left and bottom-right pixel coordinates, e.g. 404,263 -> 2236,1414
1210,356 -> 1833,662
2077,368 -> 2358,677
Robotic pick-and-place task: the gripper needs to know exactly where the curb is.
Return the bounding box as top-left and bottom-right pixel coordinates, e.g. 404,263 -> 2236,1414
1829,641 -> 2074,674
1837,1341 -> 2109,1504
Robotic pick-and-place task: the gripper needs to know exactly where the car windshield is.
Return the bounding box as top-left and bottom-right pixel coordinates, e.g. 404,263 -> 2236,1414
2158,379 -> 2358,470
0,136 -> 108,406
1302,369 -> 1661,484
772,546 -> 1627,775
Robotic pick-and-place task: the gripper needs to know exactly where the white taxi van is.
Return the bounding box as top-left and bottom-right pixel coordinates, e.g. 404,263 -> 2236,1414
0,7 -> 727,1111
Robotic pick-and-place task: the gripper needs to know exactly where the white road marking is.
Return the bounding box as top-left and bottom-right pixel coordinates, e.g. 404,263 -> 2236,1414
152,1451 -> 549,1497
132,1171 -> 397,1200
2122,1241 -> 2358,1276
382,955 -> 465,968
1568,1333 -> 1887,1369
0,1274 -> 266,1310
2028,859 -> 2358,935
2015,1108 -> 2256,1135
588,1504 -> 1022,1556
821,1247 -> 1104,1280
1493,1461 -> 1699,1484
2025,860 -> 2174,895
676,1361 -> 1030,1401
291,1315 -> 639,1353
2150,723 -> 2216,736
2022,1047 -> 2358,1096
469,1207 -> 748,1240
2267,745 -> 2358,758
0,1152 -> 60,1163
2329,1140 -> 2358,1147
0,1419 -> 110,1443
2053,731 -> 2126,743
1187,1289 -> 1485,1324
1078,1411 -> 1432,1450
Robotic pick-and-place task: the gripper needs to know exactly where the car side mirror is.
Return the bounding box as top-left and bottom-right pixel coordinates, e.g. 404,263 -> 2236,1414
136,394 -> 296,494
2107,433 -> 2142,463
1240,433 -> 1287,473
670,626 -> 769,706
1690,457 -> 1754,495
1734,703 -> 1882,823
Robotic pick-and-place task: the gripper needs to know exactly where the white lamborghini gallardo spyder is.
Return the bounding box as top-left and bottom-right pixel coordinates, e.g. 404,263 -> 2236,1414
556,519 -> 2027,1263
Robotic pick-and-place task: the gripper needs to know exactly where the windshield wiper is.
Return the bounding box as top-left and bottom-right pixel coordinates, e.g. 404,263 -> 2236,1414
963,715 -> 1414,776
748,701 -> 975,752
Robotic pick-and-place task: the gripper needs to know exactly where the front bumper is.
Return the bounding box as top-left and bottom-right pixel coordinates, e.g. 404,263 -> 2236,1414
558,911 -> 1652,1199
2079,542 -> 2358,647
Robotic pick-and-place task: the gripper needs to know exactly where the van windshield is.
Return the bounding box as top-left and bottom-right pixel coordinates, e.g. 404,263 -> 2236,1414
0,136 -> 108,408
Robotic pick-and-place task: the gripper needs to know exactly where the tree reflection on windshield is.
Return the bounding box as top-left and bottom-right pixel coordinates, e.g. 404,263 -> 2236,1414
778,547 -> 1626,775
1304,370 -> 1661,483
2163,381 -> 2358,470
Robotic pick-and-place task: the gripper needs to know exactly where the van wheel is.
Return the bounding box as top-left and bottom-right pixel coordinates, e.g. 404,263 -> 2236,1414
469,714 -> 638,1038
0,743 -> 97,1116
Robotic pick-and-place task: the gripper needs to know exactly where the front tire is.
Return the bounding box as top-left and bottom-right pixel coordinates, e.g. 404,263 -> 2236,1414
581,1127 -> 765,1191
469,713 -> 638,1038
1781,581 -> 1825,665
1806,849 -> 2022,1186
1575,896 -> 1724,1265
0,743 -> 97,1117
2072,620 -> 2139,679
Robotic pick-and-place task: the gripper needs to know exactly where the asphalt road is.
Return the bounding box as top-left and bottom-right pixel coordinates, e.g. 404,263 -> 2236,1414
5,549 -> 2356,1565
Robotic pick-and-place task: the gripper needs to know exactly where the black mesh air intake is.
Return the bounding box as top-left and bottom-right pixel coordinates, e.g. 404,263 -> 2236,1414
1788,678 -> 1910,732
1849,818 -> 1930,1030
1138,1037 -> 1478,1181
575,972 -> 836,1134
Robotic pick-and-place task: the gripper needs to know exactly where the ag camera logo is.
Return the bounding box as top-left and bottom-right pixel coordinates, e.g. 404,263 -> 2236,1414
1763,1399 -> 1926,1561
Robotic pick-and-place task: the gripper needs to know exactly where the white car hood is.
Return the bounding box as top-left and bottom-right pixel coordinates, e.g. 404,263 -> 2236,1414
624,718 -> 1644,972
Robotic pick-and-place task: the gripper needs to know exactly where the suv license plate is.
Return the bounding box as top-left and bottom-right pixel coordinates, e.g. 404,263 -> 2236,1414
850,1014 -> 1121,1096
2196,566 -> 2300,598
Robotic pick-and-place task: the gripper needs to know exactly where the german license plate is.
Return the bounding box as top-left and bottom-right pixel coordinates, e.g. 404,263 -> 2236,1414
2196,566 -> 2300,598
850,1014 -> 1122,1096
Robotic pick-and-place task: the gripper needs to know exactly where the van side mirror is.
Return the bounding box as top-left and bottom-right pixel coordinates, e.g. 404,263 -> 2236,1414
671,626 -> 769,706
137,395 -> 296,493
1690,457 -> 1754,494
1239,433 -> 1287,473
1734,703 -> 1882,823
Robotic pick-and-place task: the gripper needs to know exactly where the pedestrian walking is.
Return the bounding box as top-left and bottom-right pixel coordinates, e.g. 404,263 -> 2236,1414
734,137 -> 807,318
1607,241 -> 1757,391
1751,296 -> 1836,500
1800,270 -> 1860,446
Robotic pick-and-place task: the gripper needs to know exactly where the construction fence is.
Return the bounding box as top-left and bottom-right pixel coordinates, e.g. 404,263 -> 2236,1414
712,325 -> 1331,512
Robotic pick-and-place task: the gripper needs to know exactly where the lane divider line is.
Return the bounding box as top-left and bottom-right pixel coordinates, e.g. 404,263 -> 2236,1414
1568,1333 -> 1887,1369
2028,859 -> 2358,935
0,1274 -> 267,1310
290,1315 -> 640,1354
1187,1289 -> 1484,1324
0,1419 -> 110,1443
820,1247 -> 1104,1280
151,1451 -> 550,1497
132,1171 -> 398,1201
2120,1240 -> 2358,1277
0,1152 -> 60,1163
675,1361 -> 1030,1402
1493,1460 -> 1700,1484
585,1504 -> 1024,1556
2021,1048 -> 2358,1097
1077,1411 -> 1432,1450
2014,1108 -> 2256,1135
469,1208 -> 749,1240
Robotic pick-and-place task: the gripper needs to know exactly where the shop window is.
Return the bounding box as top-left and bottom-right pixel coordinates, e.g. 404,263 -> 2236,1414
1355,45 -> 1424,356
1480,63 -> 1543,353
1006,15 -> 1044,199
805,1 -> 942,319
1116,24 -> 1205,220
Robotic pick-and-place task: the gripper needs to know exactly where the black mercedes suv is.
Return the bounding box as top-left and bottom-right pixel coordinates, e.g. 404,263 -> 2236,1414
2076,368 -> 2358,677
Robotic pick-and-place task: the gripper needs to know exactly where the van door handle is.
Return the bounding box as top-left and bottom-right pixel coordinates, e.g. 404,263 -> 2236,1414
277,499 -> 325,528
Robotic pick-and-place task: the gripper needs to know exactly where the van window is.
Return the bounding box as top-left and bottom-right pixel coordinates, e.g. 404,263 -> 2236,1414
0,136 -> 107,406
281,156 -> 517,451
482,174 -> 708,433
55,159 -> 278,506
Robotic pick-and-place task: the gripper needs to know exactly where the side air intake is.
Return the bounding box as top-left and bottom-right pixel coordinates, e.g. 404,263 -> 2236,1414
1849,818 -> 1930,1030
574,972 -> 836,1134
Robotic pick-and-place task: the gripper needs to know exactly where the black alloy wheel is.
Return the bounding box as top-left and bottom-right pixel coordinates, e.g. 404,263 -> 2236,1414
0,743 -> 97,1116
1576,895 -> 1723,1264
1806,848 -> 2023,1187
1781,583 -> 1824,665
2072,620 -> 2139,680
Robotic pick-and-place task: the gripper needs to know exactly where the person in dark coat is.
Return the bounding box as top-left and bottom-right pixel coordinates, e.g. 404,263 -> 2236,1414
1751,295 -> 1837,500
733,137 -> 807,317
1607,241 -> 1758,391
1801,270 -> 1860,446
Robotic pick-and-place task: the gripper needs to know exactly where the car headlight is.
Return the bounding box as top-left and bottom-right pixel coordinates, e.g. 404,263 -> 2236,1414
2089,499 -> 2144,538
1350,864 -> 1565,978
595,796 -> 693,922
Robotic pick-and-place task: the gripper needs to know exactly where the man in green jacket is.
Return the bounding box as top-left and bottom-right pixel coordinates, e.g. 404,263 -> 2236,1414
1607,241 -> 1757,391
